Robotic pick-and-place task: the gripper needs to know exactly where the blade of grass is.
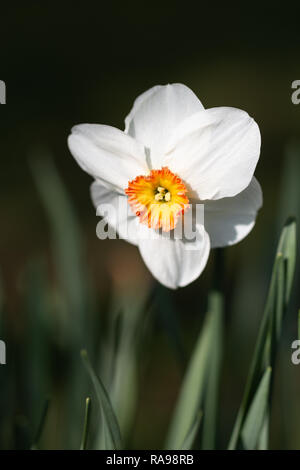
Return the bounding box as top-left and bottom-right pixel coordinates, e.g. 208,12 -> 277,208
165,308 -> 214,449
166,249 -> 225,451
201,290 -> 223,449
241,367 -> 272,450
81,350 -> 122,450
257,413 -> 269,450
99,289 -> 148,444
80,397 -> 92,450
227,256 -> 276,450
229,218 -> 296,449
277,217 -> 297,307
109,308 -> 139,440
30,153 -> 94,448
181,411 -> 203,450
273,254 -> 285,354
254,255 -> 284,451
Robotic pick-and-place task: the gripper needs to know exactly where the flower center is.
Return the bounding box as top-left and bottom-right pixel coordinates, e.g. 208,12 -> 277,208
154,186 -> 171,202
125,167 -> 189,232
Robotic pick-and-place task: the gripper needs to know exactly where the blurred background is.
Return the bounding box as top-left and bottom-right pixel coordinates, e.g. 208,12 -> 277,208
0,1 -> 300,450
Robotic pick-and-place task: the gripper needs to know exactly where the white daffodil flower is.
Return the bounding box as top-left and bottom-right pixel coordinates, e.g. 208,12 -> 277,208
68,84 -> 262,289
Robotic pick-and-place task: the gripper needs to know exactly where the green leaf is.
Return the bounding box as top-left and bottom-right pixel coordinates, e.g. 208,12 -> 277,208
109,309 -> 139,441
264,254 -> 284,366
277,217 -> 297,307
165,305 -> 216,449
241,368 -> 272,450
30,154 -> 95,447
80,397 -> 92,450
201,291 -> 223,450
81,350 -> 122,450
257,414 -> 269,450
181,411 -> 203,450
274,253 -> 285,348
228,218 -> 297,449
98,290 -> 149,445
228,254 -> 277,450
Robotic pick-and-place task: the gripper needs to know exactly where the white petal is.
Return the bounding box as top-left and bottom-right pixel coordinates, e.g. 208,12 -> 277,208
164,107 -> 261,200
124,84 -> 204,168
165,110 -> 215,154
203,177 -> 263,248
68,124 -> 148,193
138,228 -> 210,289
91,180 -> 140,245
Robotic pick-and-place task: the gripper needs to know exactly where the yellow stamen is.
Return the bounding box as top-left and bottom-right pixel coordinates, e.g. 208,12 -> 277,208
125,167 -> 189,232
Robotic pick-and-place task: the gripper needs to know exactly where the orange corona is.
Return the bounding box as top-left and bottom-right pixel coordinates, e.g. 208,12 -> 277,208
125,167 -> 189,232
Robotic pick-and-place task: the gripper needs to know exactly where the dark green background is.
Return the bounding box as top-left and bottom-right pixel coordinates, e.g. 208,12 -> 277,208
0,1 -> 300,449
